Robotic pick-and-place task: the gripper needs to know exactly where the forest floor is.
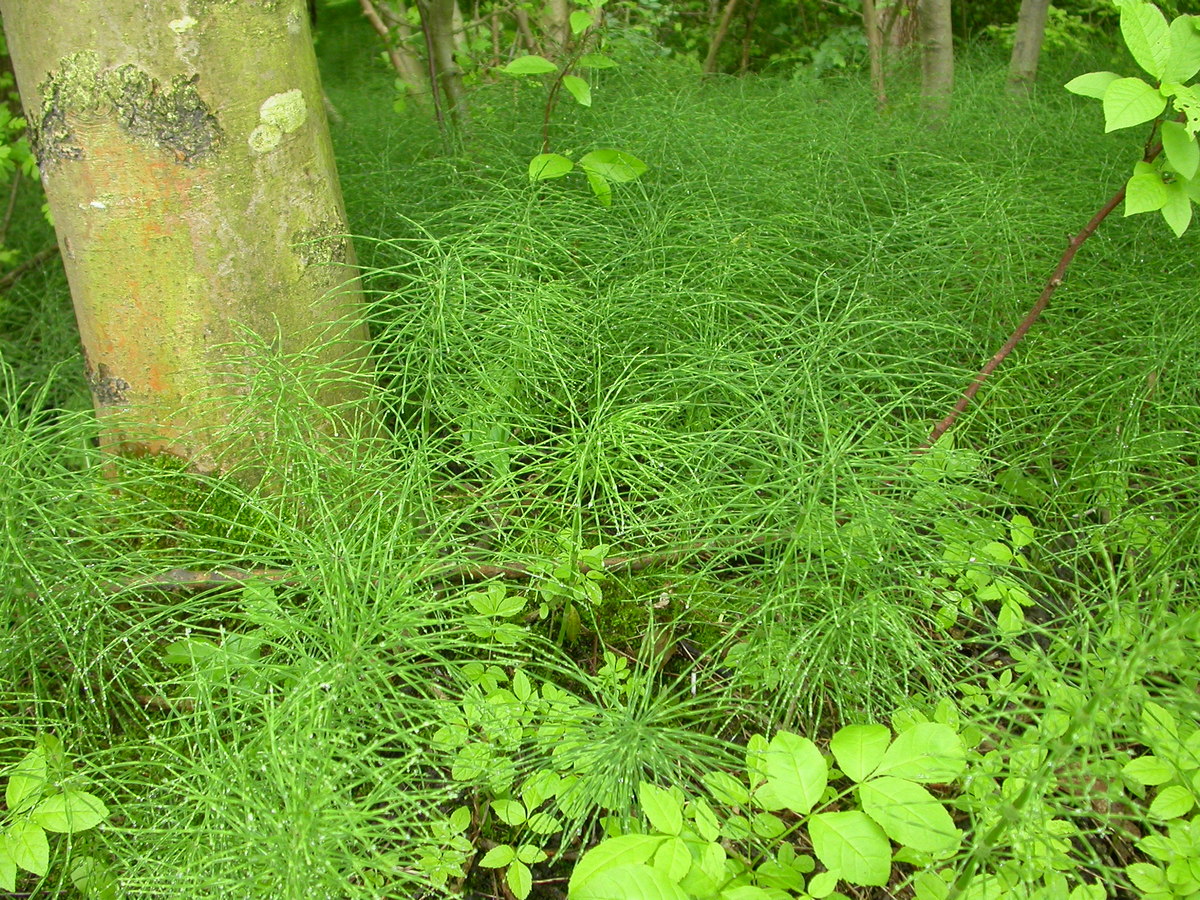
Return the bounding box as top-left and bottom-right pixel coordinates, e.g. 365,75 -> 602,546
1,31 -> 1197,900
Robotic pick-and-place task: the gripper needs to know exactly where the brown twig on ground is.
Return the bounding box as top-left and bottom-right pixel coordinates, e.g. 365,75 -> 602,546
918,140 -> 1162,452
0,245 -> 60,291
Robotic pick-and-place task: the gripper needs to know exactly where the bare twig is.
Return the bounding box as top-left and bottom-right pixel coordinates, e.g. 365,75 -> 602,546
0,245 -> 61,291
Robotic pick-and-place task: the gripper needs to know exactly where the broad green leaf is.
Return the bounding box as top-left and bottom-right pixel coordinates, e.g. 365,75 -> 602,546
1009,515 -> 1034,550
491,798 -> 527,826
912,870 -> 951,900
70,855 -> 120,900
580,149 -> 648,184
563,75 -> 593,107
704,771 -> 749,806
831,724 -> 891,783
858,776 -> 962,853
586,170 -> 612,206
751,811 -> 787,839
529,153 -> 574,181
526,811 -> 561,834
761,731 -> 827,814
1126,162 -> 1169,214
1162,120 -> 1200,180
689,795 -> 721,842
5,819 -> 49,877
639,782 -> 683,835
32,790 -> 108,833
722,888 -> 777,899
807,810 -> 891,886
572,863 -> 690,900
1103,77 -> 1167,131
578,53 -> 618,69
1127,862 -> 1170,893
1122,1 -> 1171,79
1149,784 -> 1195,819
1164,14 -> 1200,83
1065,71 -> 1120,99
518,844 -> 547,864
570,10 -> 594,34
653,836 -> 692,881
480,844 -> 516,867
570,835 -> 666,891
163,636 -> 219,665
0,840 -> 15,893
875,723 -> 966,782
508,860 -> 533,899
1160,177 -> 1193,236
5,747 -> 47,814
504,55 -> 558,75
807,870 -> 840,897
1124,755 -> 1177,786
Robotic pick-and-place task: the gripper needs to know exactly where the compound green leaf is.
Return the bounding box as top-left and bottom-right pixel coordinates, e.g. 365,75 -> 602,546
1163,120 -> 1200,180
653,836 -> 693,881
1149,784 -> 1194,820
874,723 -> 966,782
761,731 -> 827,815
508,860 -> 533,899
1127,862 -> 1170,893
858,776 -> 962,853
1122,1 -> 1171,80
808,810 -> 891,886
491,798 -> 527,826
639,782 -> 683,836
479,844 -> 516,867
1065,71 -> 1120,99
831,724 -> 891,783
1160,178 -> 1193,236
704,770 -> 750,806
5,819 -> 48,877
1103,77 -> 1167,132
1124,755 -> 1176,786
570,835 -> 666,891
5,747 -> 47,814
529,153 -> 574,181
580,149 -> 648,184
1164,14 -> 1200,83
563,75 -> 593,107
572,864 -> 690,900
32,790 -> 109,833
1125,162 -> 1169,215
504,55 -> 558,75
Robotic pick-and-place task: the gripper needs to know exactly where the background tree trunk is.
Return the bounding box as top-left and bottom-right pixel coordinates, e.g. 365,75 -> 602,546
540,0 -> 572,59
360,0 -> 431,107
419,0 -> 470,128
703,0 -> 741,75
863,0 -> 888,108
918,0 -> 954,113
1007,0 -> 1050,96
0,0 -> 371,477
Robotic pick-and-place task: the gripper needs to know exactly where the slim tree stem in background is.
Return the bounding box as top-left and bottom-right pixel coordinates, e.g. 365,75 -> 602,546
863,0 -> 887,108
703,0 -> 741,75
918,0 -> 954,113
1007,0 -> 1050,96
418,0 -> 470,130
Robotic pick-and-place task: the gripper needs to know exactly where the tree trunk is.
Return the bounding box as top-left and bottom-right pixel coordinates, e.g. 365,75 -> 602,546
419,0 -> 469,129
863,0 -> 888,109
0,0 -> 371,478
918,0 -> 954,113
360,0 -> 431,107
703,0 -> 740,76
540,0 -> 572,59
1007,0 -> 1050,96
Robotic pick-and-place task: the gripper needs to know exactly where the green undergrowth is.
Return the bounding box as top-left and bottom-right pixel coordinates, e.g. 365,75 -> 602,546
0,41 -> 1198,900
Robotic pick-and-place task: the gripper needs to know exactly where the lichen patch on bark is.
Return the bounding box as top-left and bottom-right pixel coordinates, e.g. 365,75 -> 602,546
34,51 -> 222,168
85,359 -> 132,406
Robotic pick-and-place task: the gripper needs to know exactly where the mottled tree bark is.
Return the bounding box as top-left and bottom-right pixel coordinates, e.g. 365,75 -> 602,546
918,0 -> 954,113
540,0 -> 572,59
1007,0 -> 1050,96
419,0 -> 469,128
0,0 -> 371,477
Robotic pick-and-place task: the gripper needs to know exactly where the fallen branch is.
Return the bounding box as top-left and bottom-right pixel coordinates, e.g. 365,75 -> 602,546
0,245 -> 60,291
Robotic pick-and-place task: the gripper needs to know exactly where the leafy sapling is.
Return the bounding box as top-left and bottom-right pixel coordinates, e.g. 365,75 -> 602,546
0,735 -> 113,897
500,0 -> 649,205
1065,1 -> 1200,236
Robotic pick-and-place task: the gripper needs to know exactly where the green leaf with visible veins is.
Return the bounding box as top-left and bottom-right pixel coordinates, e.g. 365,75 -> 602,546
858,776 -> 962,853
1121,2 -> 1171,79
1162,120 -> 1199,179
808,810 -> 891,886
1126,161 -> 1169,215
1103,77 -> 1167,131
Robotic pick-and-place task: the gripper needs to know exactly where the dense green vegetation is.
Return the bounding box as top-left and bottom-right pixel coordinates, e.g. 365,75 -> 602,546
2,10 -> 1199,899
